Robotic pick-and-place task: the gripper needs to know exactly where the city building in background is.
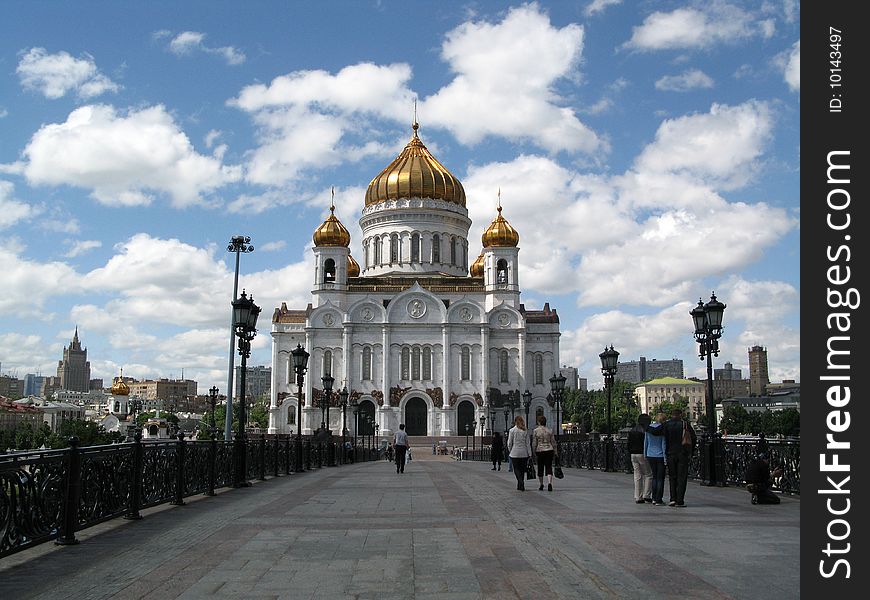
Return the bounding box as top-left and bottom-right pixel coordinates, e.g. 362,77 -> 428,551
558,367 -> 580,391
616,356 -> 684,383
0,375 -> 24,399
56,327 -> 91,392
634,377 -> 706,422
748,345 -> 770,396
0,397 -> 43,432
128,379 -> 198,413
235,365 -> 271,402
23,374 -> 46,397
711,361 -> 750,405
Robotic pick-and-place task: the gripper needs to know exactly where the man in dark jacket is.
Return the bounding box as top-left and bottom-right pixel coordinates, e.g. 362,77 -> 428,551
656,408 -> 696,507
745,453 -> 783,504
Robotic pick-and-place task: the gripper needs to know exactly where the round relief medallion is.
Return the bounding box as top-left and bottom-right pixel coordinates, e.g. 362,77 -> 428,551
323,313 -> 335,327
497,313 -> 511,327
361,307 -> 374,321
460,307 -> 473,322
407,299 -> 426,319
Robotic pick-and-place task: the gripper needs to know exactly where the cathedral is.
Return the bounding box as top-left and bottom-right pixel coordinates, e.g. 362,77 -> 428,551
268,122 -> 561,439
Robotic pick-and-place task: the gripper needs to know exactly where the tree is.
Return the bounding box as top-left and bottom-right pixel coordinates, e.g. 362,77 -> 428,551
777,408 -> 800,437
136,411 -> 180,427
719,404 -> 750,434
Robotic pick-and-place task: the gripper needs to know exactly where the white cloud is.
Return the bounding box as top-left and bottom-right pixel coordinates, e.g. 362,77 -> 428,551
17,47 -> 120,99
0,247 -> 82,318
64,239 -> 102,258
0,107 -> 8,118
585,0 -> 622,16
167,31 -> 246,65
22,104 -> 241,207
259,240 -> 287,252
422,3 -> 602,154
655,69 -> 714,92
624,4 -> 763,51
778,41 -> 800,92
0,181 -> 38,229
0,333 -> 57,374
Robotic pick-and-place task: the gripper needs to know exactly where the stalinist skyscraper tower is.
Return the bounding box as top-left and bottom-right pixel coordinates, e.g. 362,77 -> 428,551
57,327 -> 91,392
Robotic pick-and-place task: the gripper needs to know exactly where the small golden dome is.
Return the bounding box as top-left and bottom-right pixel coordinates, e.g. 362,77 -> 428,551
313,204 -> 351,247
111,374 -> 130,396
470,253 -> 484,277
365,122 -> 466,207
347,254 -> 360,277
482,205 -> 519,248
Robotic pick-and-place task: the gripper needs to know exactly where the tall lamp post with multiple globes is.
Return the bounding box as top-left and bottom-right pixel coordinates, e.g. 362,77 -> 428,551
340,386 -> 349,457
548,373 -> 566,441
232,290 -> 261,488
320,374 -> 334,432
290,344 -> 310,472
522,390 -> 532,429
208,386 -> 219,437
599,345 -> 619,472
225,235 -> 253,441
691,292 -> 727,487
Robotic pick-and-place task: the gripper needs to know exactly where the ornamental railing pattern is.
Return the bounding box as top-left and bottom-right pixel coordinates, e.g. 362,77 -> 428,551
0,433 -> 377,559
466,438 -> 800,495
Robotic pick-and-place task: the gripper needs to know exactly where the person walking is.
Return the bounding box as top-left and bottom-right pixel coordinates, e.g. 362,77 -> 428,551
658,408 -> 697,507
629,413 -> 653,503
491,431 -> 504,471
394,424 -> 409,474
532,415 -> 558,491
644,412 -> 667,505
507,416 -> 532,491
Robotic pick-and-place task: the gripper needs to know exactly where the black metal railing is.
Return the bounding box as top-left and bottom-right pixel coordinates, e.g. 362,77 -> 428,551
0,432 -> 368,559
466,438 -> 800,495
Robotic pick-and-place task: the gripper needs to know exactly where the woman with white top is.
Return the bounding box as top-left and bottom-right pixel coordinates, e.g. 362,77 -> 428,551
507,415 -> 532,491
532,415 -> 558,492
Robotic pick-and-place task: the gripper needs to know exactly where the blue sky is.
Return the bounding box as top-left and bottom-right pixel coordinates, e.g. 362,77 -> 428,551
0,1 -> 799,392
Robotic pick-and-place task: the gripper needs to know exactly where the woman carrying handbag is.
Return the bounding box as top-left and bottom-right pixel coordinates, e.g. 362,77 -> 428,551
507,415 -> 532,491
532,415 -> 558,491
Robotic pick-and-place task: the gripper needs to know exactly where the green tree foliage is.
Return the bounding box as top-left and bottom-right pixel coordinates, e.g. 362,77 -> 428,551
718,404 -> 800,437
1,419 -> 123,451
136,411 -> 180,427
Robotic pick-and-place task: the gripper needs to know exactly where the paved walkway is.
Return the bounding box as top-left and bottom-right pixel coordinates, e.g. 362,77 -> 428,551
0,455 -> 799,600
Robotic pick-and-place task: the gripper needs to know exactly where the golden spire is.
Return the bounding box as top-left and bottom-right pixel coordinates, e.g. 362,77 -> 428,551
111,368 -> 130,396
365,121 -> 465,207
313,190 -> 351,247
482,192 -> 519,248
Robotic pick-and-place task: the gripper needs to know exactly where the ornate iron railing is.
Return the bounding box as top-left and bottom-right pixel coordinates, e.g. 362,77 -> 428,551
467,438 -> 800,495
0,433 -> 358,559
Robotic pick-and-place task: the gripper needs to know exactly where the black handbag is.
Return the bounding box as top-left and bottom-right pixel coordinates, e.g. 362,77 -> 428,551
554,455 -> 565,479
526,459 -> 536,480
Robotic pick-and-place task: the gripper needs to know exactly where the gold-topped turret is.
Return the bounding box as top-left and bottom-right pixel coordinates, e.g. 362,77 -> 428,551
365,122 -> 466,207
111,369 -> 130,396
313,193 -> 351,247
470,253 -> 484,277
482,195 -> 519,248
347,254 -> 360,277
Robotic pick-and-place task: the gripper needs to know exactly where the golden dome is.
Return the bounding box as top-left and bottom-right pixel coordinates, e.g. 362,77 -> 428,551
313,204 -> 351,247
347,254 -> 360,277
365,122 -> 466,207
470,252 -> 484,277
482,205 -> 519,248
111,373 -> 130,396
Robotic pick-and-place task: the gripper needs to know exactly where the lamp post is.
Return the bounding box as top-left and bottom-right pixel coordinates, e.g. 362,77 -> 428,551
479,416 -> 486,443
599,345 -> 619,472
465,423 -> 471,450
321,374 -> 334,433
351,400 -> 359,460
340,387 -> 349,452
290,344 -> 310,472
225,235 -> 253,441
503,406 -> 509,433
232,290 -> 261,488
691,292 -> 727,487
522,390 -> 532,428
548,374 -> 566,441
623,388 -> 636,427
374,423 -> 380,452
208,386 -> 219,436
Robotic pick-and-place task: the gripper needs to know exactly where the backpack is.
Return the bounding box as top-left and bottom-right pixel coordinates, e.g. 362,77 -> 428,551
681,420 -> 693,447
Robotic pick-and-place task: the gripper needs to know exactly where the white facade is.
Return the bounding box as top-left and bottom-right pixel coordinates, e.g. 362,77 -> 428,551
268,128 -> 562,438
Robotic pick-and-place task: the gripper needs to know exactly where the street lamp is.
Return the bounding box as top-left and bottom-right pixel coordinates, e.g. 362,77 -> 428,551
340,386 -> 349,452
465,422 -> 471,450
232,290 -> 261,488
208,386 -> 219,436
351,399 -> 359,460
548,373 -> 566,441
691,292 -> 727,486
503,406 -> 510,433
225,235 -> 253,441
623,388 -> 636,427
479,416 -> 486,443
290,343 -> 310,472
599,345 -> 619,472
522,390 -> 532,428
321,374 -> 334,433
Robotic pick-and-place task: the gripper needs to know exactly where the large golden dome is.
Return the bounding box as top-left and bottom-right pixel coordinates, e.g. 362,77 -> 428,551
111,373 -> 130,396
313,204 -> 351,247
365,123 -> 466,207
347,254 -> 360,277
470,252 -> 484,277
482,205 -> 519,248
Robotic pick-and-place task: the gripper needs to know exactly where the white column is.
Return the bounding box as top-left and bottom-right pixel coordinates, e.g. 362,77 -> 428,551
518,331 -> 526,393
303,331 -> 313,434
342,325 -> 352,387
442,325 -> 451,435
268,334 -> 280,434
381,325 -> 392,437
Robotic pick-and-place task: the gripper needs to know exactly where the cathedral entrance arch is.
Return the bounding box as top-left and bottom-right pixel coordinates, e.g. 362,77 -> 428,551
457,400 -> 475,436
358,400 -> 376,436
404,397 -> 427,435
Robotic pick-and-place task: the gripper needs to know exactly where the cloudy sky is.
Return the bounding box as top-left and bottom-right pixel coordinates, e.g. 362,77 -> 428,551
0,1 -> 799,392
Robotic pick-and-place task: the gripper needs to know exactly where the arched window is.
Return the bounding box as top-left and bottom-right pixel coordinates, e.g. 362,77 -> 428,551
534,354 -> 544,385
323,350 -> 332,377
364,242 -> 369,268
423,347 -> 432,380
411,233 -> 420,263
500,350 -> 509,383
496,259 -> 508,284
461,346 -> 470,381
451,237 -> 457,265
362,346 -> 372,381
412,347 -> 421,380
323,258 -> 336,283
374,236 -> 381,265
401,347 -> 410,380
432,234 -> 440,263
462,243 -> 467,272
390,234 -> 399,263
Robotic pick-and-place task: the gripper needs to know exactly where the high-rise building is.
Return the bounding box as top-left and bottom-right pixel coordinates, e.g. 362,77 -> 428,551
56,327 -> 91,392
0,375 -> 24,399
128,379 -> 198,412
616,356 -> 684,383
558,367 -> 580,391
23,374 -> 46,396
714,362 -> 742,380
748,345 -> 769,396
235,365 -> 271,401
